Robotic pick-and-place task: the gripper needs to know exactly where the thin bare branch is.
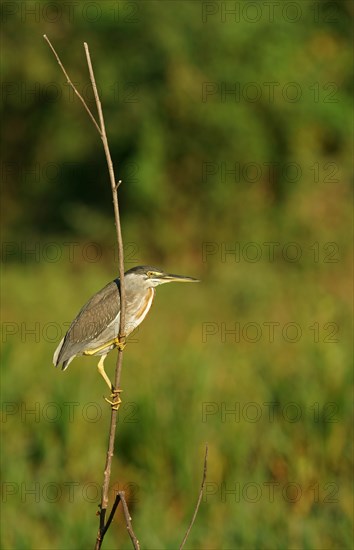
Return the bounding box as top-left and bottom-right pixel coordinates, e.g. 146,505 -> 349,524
83,43 -> 127,550
179,444 -> 208,550
119,491 -> 141,550
44,35 -> 128,549
83,42 -> 126,345
101,492 -> 122,539
43,35 -> 101,134
45,36 -> 204,550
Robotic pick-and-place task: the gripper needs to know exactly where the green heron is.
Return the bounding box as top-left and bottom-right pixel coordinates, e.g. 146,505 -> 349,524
53,266 -> 198,405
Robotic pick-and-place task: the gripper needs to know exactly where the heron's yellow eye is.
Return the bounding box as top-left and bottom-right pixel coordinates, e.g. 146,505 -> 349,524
147,271 -> 162,278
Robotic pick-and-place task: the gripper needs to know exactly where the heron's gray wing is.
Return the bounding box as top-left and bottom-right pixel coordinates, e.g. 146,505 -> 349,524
55,280 -> 120,365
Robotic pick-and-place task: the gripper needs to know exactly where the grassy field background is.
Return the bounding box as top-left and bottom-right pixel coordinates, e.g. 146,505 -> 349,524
1,2 -> 353,549
2,210 -> 352,549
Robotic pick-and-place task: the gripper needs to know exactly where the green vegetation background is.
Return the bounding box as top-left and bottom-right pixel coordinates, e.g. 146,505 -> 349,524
1,2 -> 352,549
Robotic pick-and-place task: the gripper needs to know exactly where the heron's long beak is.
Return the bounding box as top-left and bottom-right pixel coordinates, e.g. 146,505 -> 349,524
161,273 -> 200,283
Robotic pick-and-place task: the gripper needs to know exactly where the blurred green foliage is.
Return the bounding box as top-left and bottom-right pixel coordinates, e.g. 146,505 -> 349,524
1,1 -> 353,549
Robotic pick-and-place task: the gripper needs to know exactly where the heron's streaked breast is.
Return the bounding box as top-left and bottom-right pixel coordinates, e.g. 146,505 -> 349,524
127,287 -> 155,335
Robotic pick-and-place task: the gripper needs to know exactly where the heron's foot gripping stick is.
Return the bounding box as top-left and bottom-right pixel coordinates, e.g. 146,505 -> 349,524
95,354 -> 122,410
86,340 -> 126,411
84,336 -> 126,356
104,387 -> 123,411
113,336 -> 126,351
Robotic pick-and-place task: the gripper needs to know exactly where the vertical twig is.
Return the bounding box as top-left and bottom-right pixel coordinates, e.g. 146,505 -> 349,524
43,36 -> 128,549
179,444 -> 208,550
83,44 -> 127,549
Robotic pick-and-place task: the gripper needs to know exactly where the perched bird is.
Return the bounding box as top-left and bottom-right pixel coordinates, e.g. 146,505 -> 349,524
53,266 -> 199,398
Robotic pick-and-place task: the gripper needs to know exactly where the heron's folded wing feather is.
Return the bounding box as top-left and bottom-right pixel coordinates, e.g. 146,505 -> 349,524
55,280 -> 120,364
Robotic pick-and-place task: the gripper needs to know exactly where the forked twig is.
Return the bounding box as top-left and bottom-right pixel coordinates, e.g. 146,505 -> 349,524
179,444 -> 208,550
43,35 -> 101,134
44,36 -> 206,550
101,493 -> 122,539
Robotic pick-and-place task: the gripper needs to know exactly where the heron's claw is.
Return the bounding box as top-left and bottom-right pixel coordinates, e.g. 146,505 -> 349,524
104,387 -> 123,411
113,337 -> 126,351
104,398 -> 121,411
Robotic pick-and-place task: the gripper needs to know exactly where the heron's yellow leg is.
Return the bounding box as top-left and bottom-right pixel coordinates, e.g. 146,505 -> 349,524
83,337 -> 126,356
97,354 -> 113,390
96,354 -> 123,411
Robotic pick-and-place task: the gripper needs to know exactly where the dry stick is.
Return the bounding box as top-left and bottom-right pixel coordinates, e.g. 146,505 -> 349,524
101,493 -> 121,540
179,444 -> 208,550
100,491 -> 140,549
44,35 -> 205,550
83,43 -> 129,549
119,492 -> 141,550
43,35 -> 133,549
43,35 -> 101,134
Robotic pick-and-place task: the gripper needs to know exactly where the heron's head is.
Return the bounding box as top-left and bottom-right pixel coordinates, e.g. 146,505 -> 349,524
124,265 -> 199,289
